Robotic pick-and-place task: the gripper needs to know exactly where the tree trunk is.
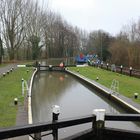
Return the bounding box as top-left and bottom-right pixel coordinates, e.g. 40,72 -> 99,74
9,50 -> 15,60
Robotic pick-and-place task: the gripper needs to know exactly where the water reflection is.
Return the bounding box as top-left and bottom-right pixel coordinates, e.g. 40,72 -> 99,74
32,71 -> 140,139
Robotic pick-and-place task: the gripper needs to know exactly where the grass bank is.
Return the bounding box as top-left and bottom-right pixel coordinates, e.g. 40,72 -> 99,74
69,66 -> 140,104
0,66 -> 33,128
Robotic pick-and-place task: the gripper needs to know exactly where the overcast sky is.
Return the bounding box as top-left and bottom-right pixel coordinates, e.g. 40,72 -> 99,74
48,0 -> 140,36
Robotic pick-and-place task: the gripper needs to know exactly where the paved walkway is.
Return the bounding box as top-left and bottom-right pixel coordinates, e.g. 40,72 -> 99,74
8,98 -> 29,140
0,64 -> 17,75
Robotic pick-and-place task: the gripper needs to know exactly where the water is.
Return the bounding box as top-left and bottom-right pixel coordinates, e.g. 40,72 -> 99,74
31,71 -> 140,139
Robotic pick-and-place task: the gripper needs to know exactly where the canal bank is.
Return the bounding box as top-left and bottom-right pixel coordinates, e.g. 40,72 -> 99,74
66,69 -> 140,114
30,69 -> 140,139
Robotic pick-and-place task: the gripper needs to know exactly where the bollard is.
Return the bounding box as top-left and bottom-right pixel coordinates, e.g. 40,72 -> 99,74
96,77 -> 99,81
129,67 -> 132,76
21,78 -> 24,96
120,65 -> 123,74
3,73 -> 6,77
21,78 -> 24,82
106,63 -> 109,70
10,69 -> 13,72
14,98 -> 18,105
49,65 -> 53,71
7,71 -> 9,74
134,93 -> 138,99
52,105 -> 60,140
93,109 -> 105,140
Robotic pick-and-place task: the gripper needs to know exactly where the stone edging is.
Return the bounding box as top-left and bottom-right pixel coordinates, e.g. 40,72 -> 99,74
28,69 -> 38,124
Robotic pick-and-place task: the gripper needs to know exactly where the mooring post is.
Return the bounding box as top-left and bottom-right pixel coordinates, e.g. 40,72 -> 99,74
52,105 -> 60,140
14,98 -> 18,105
93,109 -> 105,140
106,63 -> 109,70
134,93 -> 139,99
129,67 -> 132,76
120,65 -> 123,74
21,78 -> 24,96
49,65 -> 53,71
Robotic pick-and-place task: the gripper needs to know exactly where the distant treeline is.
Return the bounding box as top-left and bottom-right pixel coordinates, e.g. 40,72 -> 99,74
0,0 -> 140,68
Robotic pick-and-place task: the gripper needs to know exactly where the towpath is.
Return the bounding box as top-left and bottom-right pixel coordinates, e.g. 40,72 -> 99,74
0,64 -> 29,140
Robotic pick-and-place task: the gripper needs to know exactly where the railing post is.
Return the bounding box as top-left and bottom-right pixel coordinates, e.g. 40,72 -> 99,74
93,109 -> 105,140
52,105 -> 60,140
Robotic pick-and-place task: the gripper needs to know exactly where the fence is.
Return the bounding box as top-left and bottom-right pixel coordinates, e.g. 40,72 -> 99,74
88,62 -> 140,78
0,108 -> 140,140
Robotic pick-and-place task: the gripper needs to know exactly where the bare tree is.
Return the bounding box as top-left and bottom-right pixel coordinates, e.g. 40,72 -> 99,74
0,36 -> 4,64
0,0 -> 30,60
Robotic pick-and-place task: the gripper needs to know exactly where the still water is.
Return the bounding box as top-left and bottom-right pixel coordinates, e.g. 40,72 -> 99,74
31,71 -> 140,139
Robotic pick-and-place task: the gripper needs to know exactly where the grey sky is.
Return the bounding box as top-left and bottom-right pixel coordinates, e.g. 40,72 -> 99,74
48,0 -> 140,36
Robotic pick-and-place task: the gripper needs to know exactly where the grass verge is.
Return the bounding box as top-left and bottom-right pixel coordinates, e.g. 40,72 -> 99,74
0,66 -> 33,128
69,66 -> 140,104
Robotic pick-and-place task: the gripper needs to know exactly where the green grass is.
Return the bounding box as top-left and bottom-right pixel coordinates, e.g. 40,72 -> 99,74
69,66 -> 140,104
0,67 -> 33,128
0,64 -> 8,68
